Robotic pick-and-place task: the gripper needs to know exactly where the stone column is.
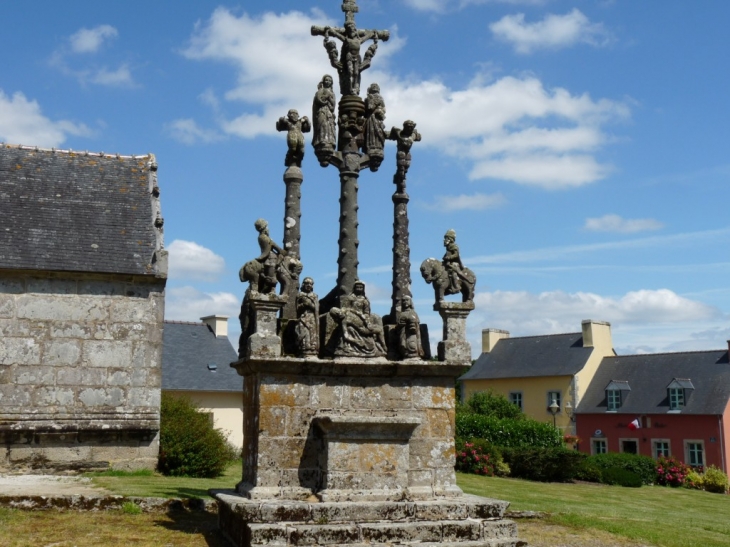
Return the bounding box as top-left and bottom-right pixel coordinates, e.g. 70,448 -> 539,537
245,293 -> 288,360
388,190 -> 411,322
282,166 -> 303,319
435,301 -> 475,363
336,154 -> 363,301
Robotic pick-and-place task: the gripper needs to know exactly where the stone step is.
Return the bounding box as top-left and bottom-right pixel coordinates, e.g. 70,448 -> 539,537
245,519 -> 518,546
251,542 -> 526,547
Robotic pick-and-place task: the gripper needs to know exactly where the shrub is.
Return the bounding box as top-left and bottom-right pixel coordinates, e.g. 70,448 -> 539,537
455,413 -> 563,449
158,393 -> 238,478
455,438 -> 510,477
501,447 -> 585,482
455,442 -> 496,476
586,452 -> 656,485
601,467 -> 643,488
656,456 -> 691,487
701,466 -> 729,494
685,469 -> 704,490
465,390 -> 524,420
573,459 -> 603,483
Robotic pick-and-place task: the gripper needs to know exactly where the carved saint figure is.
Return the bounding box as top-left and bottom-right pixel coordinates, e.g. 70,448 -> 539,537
397,295 -> 422,359
295,277 -> 319,356
313,21 -> 387,96
442,228 -> 464,292
387,120 -> 421,192
312,75 -> 337,164
239,219 -> 286,295
329,280 -> 386,357
363,83 -> 386,168
276,109 -> 311,167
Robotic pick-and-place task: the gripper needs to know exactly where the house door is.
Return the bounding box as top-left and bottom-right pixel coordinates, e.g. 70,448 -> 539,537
622,440 -> 638,454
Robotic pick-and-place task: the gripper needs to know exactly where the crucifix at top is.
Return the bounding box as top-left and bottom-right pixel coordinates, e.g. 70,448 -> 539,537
311,0 -> 390,96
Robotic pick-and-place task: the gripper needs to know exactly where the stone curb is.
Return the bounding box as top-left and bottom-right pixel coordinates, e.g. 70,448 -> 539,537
0,495 -> 217,513
504,510 -> 546,519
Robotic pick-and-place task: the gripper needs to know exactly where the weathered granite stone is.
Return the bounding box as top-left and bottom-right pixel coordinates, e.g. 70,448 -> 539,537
435,301 -> 475,364
0,271 -> 164,472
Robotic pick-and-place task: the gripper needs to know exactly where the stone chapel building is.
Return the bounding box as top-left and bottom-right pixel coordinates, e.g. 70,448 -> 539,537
0,144 -> 167,472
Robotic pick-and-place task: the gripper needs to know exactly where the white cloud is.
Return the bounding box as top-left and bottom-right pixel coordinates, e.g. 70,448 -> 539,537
88,65 -> 134,87
584,214 -> 664,234
471,288 -> 722,337
0,89 -> 91,147
51,25 -> 135,87
166,119 -> 224,145
467,227 -> 730,265
426,192 -> 506,212
69,25 -> 118,54
165,286 -> 241,323
180,8 -> 627,189
167,240 -> 226,281
490,9 -> 613,54
404,0 -> 544,13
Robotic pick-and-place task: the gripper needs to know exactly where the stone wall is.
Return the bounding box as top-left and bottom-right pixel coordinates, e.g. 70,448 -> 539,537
235,359 -> 464,502
0,271 -> 165,472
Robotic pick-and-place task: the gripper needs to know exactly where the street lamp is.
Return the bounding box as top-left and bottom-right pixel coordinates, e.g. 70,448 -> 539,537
549,399 -> 560,427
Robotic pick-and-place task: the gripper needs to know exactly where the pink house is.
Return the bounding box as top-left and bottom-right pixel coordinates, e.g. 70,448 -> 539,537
575,349 -> 730,473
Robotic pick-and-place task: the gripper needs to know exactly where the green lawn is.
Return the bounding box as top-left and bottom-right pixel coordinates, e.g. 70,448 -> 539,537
86,460 -> 241,499
457,472 -> 730,547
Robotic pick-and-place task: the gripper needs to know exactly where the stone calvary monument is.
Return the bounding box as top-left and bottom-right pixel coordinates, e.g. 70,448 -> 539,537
212,2 -> 525,546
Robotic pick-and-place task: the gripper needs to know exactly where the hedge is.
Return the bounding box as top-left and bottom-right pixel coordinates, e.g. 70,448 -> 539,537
584,452 -> 656,485
455,413 -> 563,449
500,447 -> 585,482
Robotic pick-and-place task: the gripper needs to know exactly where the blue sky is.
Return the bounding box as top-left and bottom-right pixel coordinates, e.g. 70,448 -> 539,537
2,0 -> 729,356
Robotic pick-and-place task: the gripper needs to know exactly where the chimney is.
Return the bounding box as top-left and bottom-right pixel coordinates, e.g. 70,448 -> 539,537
482,328 -> 509,353
581,319 -> 612,349
201,315 -> 229,338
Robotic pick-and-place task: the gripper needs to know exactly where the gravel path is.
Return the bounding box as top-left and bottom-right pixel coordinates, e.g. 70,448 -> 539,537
0,474 -> 112,496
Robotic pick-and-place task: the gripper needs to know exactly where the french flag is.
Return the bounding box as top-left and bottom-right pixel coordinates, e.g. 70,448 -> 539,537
628,418 -> 641,431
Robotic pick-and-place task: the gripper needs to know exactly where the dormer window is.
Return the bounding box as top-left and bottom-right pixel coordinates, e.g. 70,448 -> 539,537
605,380 -> 630,411
607,390 -> 621,410
667,378 -> 694,411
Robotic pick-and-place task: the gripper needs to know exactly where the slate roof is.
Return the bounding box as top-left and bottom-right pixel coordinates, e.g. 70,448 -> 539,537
0,145 -> 164,276
460,332 -> 593,381
576,350 -> 730,415
162,321 -> 242,392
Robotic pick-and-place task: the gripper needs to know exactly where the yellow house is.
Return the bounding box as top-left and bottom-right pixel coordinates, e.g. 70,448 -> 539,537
162,315 -> 243,449
460,320 -> 614,434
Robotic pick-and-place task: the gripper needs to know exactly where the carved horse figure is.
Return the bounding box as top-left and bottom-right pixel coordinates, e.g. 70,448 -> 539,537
239,254 -> 303,296
420,257 -> 476,303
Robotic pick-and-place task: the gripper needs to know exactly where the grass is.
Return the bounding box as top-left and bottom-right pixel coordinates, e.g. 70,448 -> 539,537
85,460 -> 241,499
0,507 -> 228,547
457,472 -> 730,547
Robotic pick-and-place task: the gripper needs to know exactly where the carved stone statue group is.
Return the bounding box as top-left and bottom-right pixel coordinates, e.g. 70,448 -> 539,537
238,1 -> 475,362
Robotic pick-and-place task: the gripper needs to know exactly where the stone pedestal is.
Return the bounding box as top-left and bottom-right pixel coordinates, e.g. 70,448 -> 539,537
246,294 -> 288,360
214,355 -> 524,547
435,301 -> 475,364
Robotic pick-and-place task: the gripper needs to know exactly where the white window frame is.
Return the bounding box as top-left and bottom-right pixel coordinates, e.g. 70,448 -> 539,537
547,390 -> 562,412
509,391 -> 523,411
591,438 -> 607,455
685,440 -> 705,467
619,437 -> 639,455
652,439 -> 671,459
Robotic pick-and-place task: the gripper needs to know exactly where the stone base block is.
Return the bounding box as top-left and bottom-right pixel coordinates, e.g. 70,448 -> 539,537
212,491 -> 525,547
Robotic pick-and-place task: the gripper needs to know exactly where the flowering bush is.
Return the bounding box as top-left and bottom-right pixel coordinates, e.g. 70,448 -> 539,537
656,456 -> 691,487
455,442 -> 496,476
563,434 -> 580,446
